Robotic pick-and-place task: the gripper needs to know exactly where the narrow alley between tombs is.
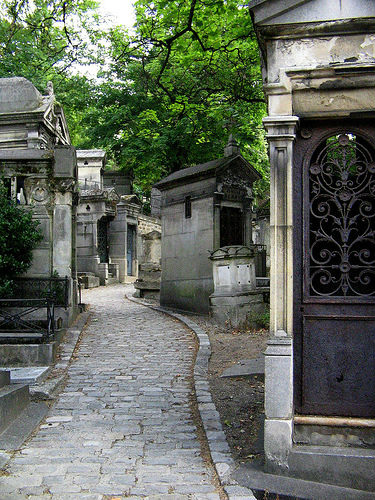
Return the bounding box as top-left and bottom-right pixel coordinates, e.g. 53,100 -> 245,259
0,285 -> 222,499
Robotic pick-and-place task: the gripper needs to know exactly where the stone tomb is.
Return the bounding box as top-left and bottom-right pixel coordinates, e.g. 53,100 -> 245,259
155,136 -> 261,314
250,0 -> 375,492
76,151 -> 142,285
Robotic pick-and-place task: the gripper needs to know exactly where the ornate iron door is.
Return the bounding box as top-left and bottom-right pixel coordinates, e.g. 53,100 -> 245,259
294,121 -> 375,417
220,207 -> 243,247
127,225 -> 135,275
97,218 -> 109,263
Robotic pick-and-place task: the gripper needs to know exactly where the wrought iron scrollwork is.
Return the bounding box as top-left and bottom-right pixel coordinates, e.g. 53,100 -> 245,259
308,133 -> 375,297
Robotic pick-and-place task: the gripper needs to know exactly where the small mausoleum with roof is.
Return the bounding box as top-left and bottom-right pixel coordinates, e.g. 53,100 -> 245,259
76,150 -> 142,286
154,136 -> 261,314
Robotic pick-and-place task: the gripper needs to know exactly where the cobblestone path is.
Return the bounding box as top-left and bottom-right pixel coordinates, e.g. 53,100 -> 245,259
0,285 -> 221,500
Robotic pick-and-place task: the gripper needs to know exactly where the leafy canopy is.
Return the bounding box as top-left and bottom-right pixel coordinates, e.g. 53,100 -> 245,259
80,0 -> 269,198
0,0 -> 269,201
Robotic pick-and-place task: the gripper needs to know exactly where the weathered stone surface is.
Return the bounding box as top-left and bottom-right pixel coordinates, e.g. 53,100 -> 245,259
220,357 -> 264,378
0,77 -> 43,113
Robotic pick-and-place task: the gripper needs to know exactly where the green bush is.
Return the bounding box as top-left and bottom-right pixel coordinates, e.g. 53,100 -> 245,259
0,183 -> 43,297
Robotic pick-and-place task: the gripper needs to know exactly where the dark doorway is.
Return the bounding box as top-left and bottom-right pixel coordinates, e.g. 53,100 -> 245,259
294,121 -> 375,417
220,206 -> 243,247
127,225 -> 136,275
97,218 -> 109,263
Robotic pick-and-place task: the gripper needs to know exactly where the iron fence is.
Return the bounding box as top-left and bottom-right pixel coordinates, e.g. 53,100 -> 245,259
0,298 -> 55,341
254,244 -> 267,277
9,276 -> 69,308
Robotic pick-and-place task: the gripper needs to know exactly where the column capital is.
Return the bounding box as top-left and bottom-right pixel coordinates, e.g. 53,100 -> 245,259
263,116 -> 299,141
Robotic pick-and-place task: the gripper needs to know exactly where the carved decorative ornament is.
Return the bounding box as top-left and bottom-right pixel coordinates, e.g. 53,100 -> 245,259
24,178 -> 50,204
308,133 -> 375,297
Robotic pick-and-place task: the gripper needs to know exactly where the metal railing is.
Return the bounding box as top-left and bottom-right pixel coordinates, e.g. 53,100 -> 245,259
253,244 -> 267,277
10,277 -> 69,308
0,298 -> 55,341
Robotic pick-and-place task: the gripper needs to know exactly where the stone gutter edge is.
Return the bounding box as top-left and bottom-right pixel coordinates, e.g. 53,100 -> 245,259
31,310 -> 92,400
125,293 -> 257,500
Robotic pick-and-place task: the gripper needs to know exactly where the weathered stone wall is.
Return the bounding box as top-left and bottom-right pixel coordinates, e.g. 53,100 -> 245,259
160,195 -> 214,314
264,28 -> 375,118
138,214 -> 161,235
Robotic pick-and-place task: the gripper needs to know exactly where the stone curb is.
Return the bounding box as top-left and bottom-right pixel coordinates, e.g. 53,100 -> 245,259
125,293 -> 257,500
30,310 -> 91,400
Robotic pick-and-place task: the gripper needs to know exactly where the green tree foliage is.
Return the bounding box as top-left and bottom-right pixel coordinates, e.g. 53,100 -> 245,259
0,0 -> 269,201
0,0 -> 104,143
82,0 -> 269,198
0,0 -> 103,82
0,183 -> 43,296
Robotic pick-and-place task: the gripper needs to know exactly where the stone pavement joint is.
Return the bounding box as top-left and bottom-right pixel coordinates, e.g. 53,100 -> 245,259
0,284 -> 227,499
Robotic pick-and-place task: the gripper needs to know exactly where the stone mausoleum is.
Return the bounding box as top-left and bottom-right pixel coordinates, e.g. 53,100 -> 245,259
155,136 -> 261,314
76,151 -> 142,285
250,0 -> 375,492
0,77 -> 78,325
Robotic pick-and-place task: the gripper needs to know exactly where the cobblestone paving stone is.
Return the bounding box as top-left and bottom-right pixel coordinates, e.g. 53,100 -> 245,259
0,285 -> 221,500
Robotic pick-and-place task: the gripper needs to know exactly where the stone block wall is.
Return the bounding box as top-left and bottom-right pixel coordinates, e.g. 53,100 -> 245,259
138,214 -> 161,235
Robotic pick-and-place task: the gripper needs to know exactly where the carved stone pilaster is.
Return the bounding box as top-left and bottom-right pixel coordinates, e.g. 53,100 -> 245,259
263,116 -> 299,339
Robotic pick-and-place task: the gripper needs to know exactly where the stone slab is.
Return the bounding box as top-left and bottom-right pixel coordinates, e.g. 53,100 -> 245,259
221,357 -> 264,378
0,366 -> 50,385
0,401 -> 49,451
79,275 -> 100,289
0,384 -> 30,434
233,461 -> 375,500
0,342 -> 56,366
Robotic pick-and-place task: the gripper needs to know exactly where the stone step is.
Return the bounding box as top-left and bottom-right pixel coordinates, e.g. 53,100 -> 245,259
0,370 -> 10,388
234,461 -> 375,500
0,401 -> 48,451
0,332 -> 44,344
107,277 -> 119,285
288,444 -> 375,492
0,383 -> 30,434
0,366 -> 50,385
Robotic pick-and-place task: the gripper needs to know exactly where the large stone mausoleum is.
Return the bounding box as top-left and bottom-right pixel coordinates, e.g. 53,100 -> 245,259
0,77 -> 78,325
250,0 -> 375,492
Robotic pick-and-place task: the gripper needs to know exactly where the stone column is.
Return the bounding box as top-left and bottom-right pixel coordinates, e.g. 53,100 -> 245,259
213,191 -> 223,250
108,201 -> 127,282
263,115 -> 298,472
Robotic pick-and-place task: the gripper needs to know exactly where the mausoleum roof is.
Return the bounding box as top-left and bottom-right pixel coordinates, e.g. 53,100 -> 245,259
0,77 -> 71,147
76,150 -> 106,159
154,154 -> 261,190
